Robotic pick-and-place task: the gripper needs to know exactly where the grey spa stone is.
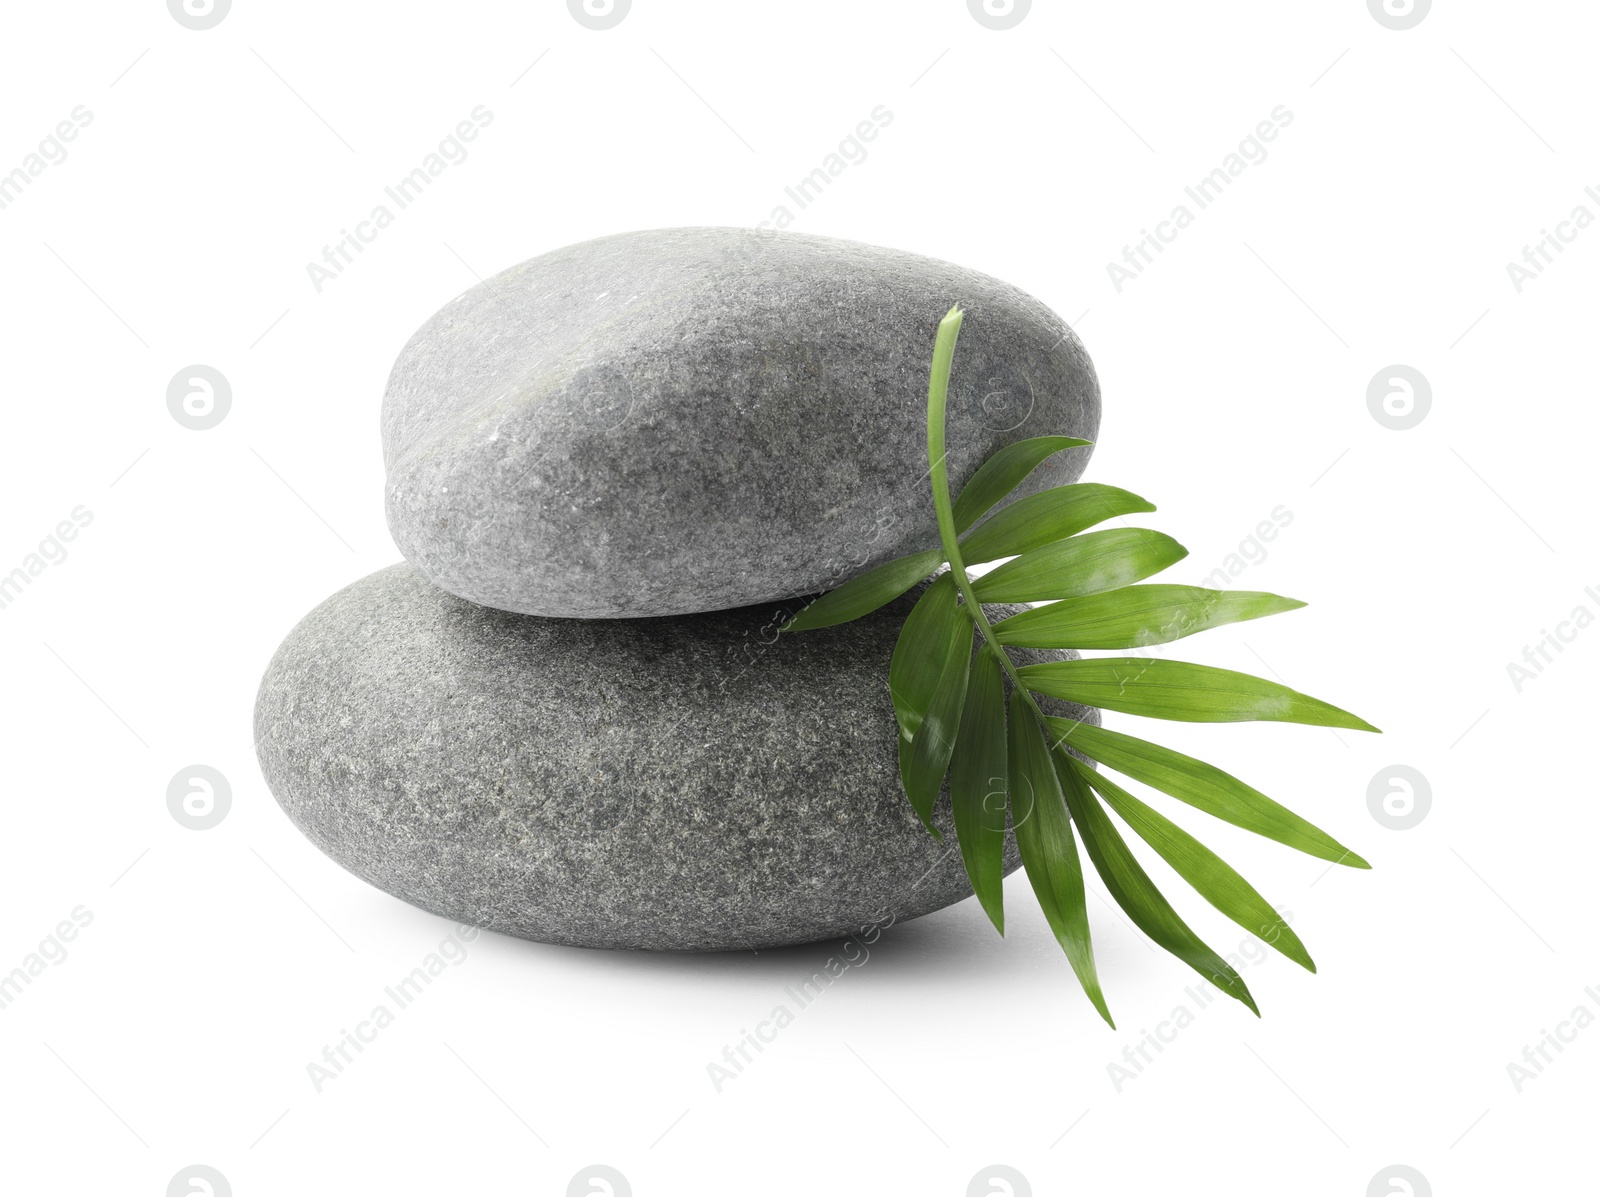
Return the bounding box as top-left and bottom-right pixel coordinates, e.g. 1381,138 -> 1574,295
382,227 -> 1100,619
253,564 -> 1097,951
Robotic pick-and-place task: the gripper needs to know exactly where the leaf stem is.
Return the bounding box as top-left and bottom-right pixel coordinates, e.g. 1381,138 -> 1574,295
925,306 -> 1053,730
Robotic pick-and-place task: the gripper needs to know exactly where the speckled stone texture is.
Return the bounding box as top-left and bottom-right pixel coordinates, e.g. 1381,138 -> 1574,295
382,227 -> 1100,619
254,564 -> 1098,951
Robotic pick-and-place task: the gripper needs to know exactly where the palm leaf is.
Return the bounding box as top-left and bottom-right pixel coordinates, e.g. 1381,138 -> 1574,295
901,623 -> 972,836
1055,751 -> 1258,1013
1046,718 -> 1368,868
782,550 -> 943,631
887,574 -> 965,740
949,644 -> 1009,932
951,435 -> 1092,534
992,585 -> 1305,650
959,483 -> 1157,565
1072,759 -> 1314,971
780,300 -> 1377,1014
1017,658 -> 1379,730
971,529 -> 1187,604
1009,689 -> 1113,1026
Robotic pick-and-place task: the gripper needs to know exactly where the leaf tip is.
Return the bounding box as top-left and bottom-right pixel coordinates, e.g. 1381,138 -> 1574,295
1325,707 -> 1381,734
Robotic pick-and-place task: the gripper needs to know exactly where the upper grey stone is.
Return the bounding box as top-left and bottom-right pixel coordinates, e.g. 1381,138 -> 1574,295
253,564 -> 1097,952
382,227 -> 1100,618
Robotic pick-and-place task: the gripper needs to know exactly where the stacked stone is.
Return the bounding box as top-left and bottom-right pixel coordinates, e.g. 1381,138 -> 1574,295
254,228 -> 1101,951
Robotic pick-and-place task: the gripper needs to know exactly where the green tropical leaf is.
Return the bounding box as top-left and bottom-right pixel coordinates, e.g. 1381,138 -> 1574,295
1009,690 -> 1114,1026
1017,658 -> 1379,731
1055,752 -> 1258,1014
1045,718 -> 1369,868
856,299 -> 1377,1012
782,550 -> 943,632
1072,758 -> 1314,971
888,574 -> 966,740
992,585 -> 1305,650
951,436 -> 1092,534
900,620 -> 972,837
949,644 -> 1009,933
959,483 -> 1157,565
971,529 -> 1187,605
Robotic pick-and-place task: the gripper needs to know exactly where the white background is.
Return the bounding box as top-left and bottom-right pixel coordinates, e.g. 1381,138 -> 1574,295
1,2 -> 1594,1194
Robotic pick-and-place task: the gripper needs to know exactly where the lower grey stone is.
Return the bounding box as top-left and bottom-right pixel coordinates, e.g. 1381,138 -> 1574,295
253,564 -> 1097,951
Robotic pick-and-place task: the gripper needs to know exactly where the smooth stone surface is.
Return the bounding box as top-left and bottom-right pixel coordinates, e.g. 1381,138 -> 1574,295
254,564 -> 1098,951
383,227 -> 1100,618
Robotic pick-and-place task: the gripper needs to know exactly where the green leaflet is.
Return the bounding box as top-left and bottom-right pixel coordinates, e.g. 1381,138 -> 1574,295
959,483 -> 1156,565
1017,658 -> 1379,731
781,550 -> 943,631
900,617 -> 972,837
1009,689 -> 1113,1026
992,585 -> 1305,650
971,529 -> 1187,605
1055,752 -> 1258,1014
888,574 -> 966,740
1046,718 -> 1369,868
1073,759 -> 1314,972
950,644 -> 1009,933
951,435 -> 1092,534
